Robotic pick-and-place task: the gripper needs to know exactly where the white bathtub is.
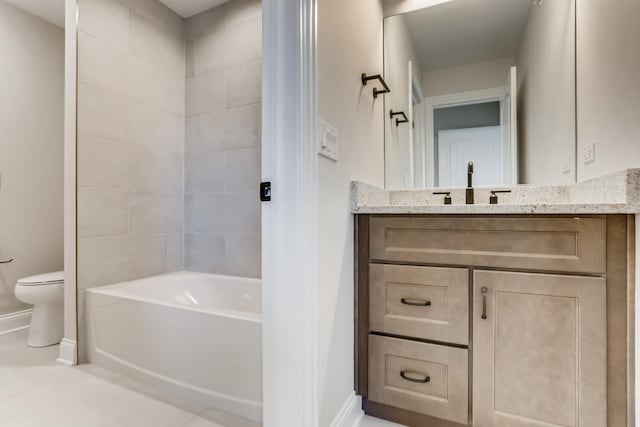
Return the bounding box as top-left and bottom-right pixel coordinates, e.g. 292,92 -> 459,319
85,272 -> 262,423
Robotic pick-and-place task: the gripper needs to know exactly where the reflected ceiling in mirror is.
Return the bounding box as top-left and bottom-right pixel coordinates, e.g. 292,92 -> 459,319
383,0 -> 576,189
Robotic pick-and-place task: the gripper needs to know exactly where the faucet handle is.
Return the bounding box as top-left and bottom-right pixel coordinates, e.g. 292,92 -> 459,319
489,190 -> 512,205
433,191 -> 452,205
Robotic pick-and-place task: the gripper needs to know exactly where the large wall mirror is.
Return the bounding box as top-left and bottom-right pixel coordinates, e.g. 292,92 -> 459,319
384,0 -> 576,188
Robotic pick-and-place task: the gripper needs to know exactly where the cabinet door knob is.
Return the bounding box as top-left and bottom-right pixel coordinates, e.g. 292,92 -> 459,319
400,370 -> 431,383
481,287 -> 488,319
401,298 -> 431,307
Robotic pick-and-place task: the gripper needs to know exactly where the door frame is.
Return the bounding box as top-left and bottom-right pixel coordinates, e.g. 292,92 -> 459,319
262,0 -> 319,426
410,61 -> 426,187
59,0 -> 78,367
424,87 -> 506,187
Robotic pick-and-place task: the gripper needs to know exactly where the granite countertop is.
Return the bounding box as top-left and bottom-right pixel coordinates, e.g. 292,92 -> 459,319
351,169 -> 640,215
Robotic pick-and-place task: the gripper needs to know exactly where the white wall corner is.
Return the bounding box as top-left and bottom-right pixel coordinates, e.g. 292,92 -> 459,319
0,309 -> 32,336
56,338 -> 77,366
330,392 -> 364,427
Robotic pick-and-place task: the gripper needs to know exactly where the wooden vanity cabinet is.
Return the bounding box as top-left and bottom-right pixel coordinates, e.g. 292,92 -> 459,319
355,215 -> 634,427
473,270 -> 607,427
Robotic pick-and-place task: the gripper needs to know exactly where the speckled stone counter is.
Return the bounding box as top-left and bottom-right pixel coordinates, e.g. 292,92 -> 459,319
351,169 -> 640,214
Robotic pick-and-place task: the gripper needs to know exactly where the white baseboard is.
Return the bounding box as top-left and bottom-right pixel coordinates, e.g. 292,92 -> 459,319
0,309 -> 32,336
57,338 -> 77,366
331,392 -> 364,427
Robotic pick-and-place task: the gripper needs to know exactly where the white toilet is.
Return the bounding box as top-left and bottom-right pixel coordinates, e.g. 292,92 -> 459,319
14,271 -> 64,347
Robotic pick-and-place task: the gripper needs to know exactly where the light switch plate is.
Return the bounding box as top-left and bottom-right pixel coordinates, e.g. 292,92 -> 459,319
318,119 -> 338,161
583,142 -> 596,164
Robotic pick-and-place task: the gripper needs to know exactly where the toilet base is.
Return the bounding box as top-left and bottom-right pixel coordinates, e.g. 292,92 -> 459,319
27,303 -> 63,348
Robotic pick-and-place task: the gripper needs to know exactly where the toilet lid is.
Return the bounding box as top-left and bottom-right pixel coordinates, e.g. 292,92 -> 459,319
17,271 -> 64,286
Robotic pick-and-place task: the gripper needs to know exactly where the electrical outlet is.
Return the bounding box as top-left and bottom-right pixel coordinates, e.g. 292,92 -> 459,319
561,156 -> 571,174
318,119 -> 338,161
583,142 -> 596,164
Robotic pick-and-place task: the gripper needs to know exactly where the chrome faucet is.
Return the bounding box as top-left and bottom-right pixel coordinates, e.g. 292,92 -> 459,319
466,162 -> 474,204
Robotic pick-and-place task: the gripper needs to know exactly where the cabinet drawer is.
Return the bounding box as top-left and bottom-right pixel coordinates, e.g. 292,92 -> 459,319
369,216 -> 606,274
369,335 -> 468,424
370,264 -> 469,345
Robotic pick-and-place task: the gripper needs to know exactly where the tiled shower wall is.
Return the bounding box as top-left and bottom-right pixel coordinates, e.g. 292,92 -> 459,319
184,0 -> 262,278
77,0 -> 263,328
77,0 -> 186,299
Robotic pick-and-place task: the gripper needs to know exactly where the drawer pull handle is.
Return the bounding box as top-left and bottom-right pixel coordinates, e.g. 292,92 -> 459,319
401,298 -> 431,307
400,371 -> 431,383
481,287 -> 488,319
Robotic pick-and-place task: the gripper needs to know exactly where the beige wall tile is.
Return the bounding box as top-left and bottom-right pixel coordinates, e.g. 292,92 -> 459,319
78,236 -> 165,289
186,72 -> 225,115
127,58 -> 164,108
78,0 -> 263,285
196,192 -> 260,235
78,0 -> 130,51
166,153 -> 184,195
129,193 -> 168,236
78,83 -> 128,143
186,0 -> 261,41
78,189 -> 129,238
165,233 -> 184,272
184,234 -> 225,273
130,12 -> 185,78
120,0 -> 184,38
186,152 -> 225,194
186,105 -> 262,153
225,234 -> 261,278
218,105 -> 261,151
192,17 -> 261,75
129,146 -> 167,194
78,32 -> 129,96
127,101 -> 183,152
186,113 -> 221,154
184,196 -> 196,234
183,2 -> 262,278
78,136 -> 131,190
162,75 -> 186,115
224,61 -> 261,109
128,235 -> 167,279
225,147 -> 261,192
166,195 -> 184,233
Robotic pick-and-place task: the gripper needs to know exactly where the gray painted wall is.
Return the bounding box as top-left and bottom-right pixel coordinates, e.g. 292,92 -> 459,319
577,0 -> 640,181
517,0 -> 576,185
0,1 -> 64,316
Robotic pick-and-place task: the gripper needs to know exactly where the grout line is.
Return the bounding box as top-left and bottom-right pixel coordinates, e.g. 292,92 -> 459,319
185,101 -> 262,119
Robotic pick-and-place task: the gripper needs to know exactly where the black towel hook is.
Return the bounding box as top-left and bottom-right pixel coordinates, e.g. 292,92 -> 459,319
361,73 -> 391,98
390,110 -> 409,127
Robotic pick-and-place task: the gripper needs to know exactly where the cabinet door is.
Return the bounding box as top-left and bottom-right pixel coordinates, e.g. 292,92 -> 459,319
473,270 -> 606,427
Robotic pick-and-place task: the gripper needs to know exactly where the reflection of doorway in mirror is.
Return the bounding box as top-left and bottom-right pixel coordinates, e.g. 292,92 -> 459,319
426,67 -> 518,187
410,61 -> 426,188
438,126 -> 502,187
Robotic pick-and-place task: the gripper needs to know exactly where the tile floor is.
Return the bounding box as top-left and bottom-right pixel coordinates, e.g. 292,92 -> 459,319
359,416 -> 405,427
0,330 -> 226,427
0,329 -> 401,427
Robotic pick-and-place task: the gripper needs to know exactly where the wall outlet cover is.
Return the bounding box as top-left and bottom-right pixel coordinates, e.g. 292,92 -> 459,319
561,155 -> 572,174
583,142 -> 596,164
318,119 -> 338,161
